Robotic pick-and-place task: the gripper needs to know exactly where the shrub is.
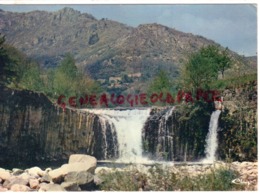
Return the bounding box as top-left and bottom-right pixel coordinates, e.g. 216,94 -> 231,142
98,165 -> 245,191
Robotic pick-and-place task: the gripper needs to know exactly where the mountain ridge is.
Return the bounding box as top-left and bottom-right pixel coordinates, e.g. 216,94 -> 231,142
0,7 -> 256,93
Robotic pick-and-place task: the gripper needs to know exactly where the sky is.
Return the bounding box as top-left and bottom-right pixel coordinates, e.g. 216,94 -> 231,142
0,4 -> 257,56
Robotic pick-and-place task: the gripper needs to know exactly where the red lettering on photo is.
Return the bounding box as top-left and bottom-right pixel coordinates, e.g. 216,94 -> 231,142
117,95 -> 125,105
150,93 -> 158,103
166,93 -> 175,104
79,95 -> 88,106
127,94 -> 134,107
89,95 -> 97,106
69,96 -> 77,107
100,93 -> 108,107
135,95 -> 139,105
185,92 -> 193,103
177,90 -> 185,103
140,93 -> 148,105
158,92 -> 166,102
57,95 -> 66,109
110,94 -> 117,105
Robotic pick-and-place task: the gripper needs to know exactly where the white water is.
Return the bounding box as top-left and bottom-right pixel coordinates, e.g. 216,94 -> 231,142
83,108 -> 151,162
203,110 -> 221,163
157,107 -> 175,160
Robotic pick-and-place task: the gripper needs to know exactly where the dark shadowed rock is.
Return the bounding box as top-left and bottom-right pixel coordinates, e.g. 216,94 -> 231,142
12,168 -> 24,176
40,173 -> 52,183
64,171 -> 95,191
94,175 -> 104,185
61,181 -> 81,191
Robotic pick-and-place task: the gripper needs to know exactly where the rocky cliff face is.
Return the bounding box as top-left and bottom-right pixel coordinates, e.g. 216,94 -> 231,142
0,85 -> 118,168
0,79 -> 257,167
142,80 -> 257,162
143,106 -> 211,161
218,80 -> 257,161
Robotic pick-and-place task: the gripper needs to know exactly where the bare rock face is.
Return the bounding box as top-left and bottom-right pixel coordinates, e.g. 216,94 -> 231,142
0,85 -> 118,166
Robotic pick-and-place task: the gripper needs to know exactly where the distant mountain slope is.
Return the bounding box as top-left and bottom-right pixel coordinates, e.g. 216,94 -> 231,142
0,7 -> 256,93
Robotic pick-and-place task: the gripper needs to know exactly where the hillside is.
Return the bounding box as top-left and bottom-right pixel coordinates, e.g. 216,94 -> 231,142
0,7 -> 256,93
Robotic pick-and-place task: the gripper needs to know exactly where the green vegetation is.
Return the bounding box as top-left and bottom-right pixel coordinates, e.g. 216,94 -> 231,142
210,73 -> 257,90
0,34 -> 16,84
2,43 -> 43,91
218,79 -> 257,162
0,37 -> 102,102
99,165 -> 244,191
180,45 -> 233,91
148,70 -> 174,94
49,53 -> 102,99
1,33 -> 257,162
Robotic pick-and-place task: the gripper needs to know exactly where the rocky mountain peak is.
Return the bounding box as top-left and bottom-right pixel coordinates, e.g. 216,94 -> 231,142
0,8 -> 256,94
54,7 -> 96,21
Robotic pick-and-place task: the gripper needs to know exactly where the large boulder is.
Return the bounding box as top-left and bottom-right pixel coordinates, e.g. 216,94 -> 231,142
68,154 -> 97,166
26,166 -> 45,177
0,168 -> 11,181
61,181 -> 81,191
48,162 -> 96,183
12,168 -> 24,176
64,171 -> 95,191
3,177 -> 29,189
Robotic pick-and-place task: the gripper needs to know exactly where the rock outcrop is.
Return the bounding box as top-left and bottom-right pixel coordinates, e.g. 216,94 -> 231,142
0,154 -> 100,191
0,85 -> 118,167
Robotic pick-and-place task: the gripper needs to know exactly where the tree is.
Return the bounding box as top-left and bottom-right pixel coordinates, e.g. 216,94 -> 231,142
181,45 -> 233,91
53,54 -> 78,97
52,53 -> 102,99
0,34 -> 15,84
148,70 -> 173,94
217,48 -> 232,78
20,62 -> 44,91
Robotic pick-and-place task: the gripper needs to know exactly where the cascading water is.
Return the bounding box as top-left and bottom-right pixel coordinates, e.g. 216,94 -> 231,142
203,110 -> 221,163
83,108 -> 151,162
157,107 -> 175,160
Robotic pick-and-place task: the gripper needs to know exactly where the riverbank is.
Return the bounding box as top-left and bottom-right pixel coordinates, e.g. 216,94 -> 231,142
0,154 -> 257,191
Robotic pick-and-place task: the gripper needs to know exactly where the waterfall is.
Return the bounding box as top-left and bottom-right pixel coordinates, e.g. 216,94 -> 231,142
157,107 -> 175,160
203,110 -> 221,163
83,108 -> 151,162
